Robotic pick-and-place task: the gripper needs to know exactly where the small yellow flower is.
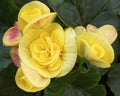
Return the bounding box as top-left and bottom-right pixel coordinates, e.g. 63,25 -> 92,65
75,25 -> 117,68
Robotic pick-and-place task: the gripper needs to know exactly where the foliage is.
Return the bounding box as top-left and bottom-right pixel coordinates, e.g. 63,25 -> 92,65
0,0 -> 120,96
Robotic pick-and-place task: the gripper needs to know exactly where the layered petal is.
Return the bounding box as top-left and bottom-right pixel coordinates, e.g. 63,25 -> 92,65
15,67 -> 50,92
96,25 -> 117,44
18,1 -> 50,31
2,26 -> 22,46
23,13 -> 57,33
76,32 -> 114,68
58,28 -> 77,77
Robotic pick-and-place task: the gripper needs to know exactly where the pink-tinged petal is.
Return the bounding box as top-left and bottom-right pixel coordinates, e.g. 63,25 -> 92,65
96,25 -> 118,44
10,47 -> 20,67
14,22 -> 19,28
86,24 -> 97,32
23,13 -> 56,34
2,27 -> 22,46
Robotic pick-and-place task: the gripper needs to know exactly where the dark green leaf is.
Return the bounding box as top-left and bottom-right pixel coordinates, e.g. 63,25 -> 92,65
48,0 -> 81,27
86,85 -> 106,96
48,0 -> 120,28
44,68 -> 101,96
73,68 -> 100,90
107,63 -> 120,96
0,0 -> 19,26
0,46 -> 11,71
13,0 -> 31,8
0,25 -> 11,71
0,64 -> 31,96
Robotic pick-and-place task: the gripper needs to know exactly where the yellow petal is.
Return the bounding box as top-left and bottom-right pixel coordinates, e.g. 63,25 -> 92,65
57,28 -> 77,77
15,67 -> 50,92
21,62 -> 50,87
23,13 -> 57,34
74,26 -> 86,36
77,32 -> 114,68
18,1 -> 50,31
2,27 -> 22,46
30,58 -> 62,78
96,25 -> 117,44
19,29 -> 41,69
44,23 -> 65,50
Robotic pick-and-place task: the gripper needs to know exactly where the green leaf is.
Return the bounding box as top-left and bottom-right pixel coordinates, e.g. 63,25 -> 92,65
0,25 -> 11,71
48,0 -> 81,27
0,63 -> 44,96
44,68 -> 101,96
0,46 -> 11,71
0,0 -> 19,26
107,63 -> 120,96
73,68 -> 100,90
0,64 -> 30,96
48,0 -> 120,28
86,85 -> 106,96
13,0 -> 31,8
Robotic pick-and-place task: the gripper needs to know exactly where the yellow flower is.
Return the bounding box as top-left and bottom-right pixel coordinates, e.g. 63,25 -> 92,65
75,25 -> 117,68
2,1 -> 77,92
16,23 -> 77,92
2,1 -> 56,46
18,1 -> 50,31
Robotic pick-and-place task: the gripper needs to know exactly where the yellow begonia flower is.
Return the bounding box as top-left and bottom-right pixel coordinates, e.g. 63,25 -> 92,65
2,1 -> 77,92
76,25 -> 116,68
16,23 -> 77,92
2,1 -> 56,46
18,1 -> 50,31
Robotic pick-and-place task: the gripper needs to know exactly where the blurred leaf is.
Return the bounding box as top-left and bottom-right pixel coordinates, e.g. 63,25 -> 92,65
14,0 -> 31,8
86,85 -> 106,96
0,25 -> 11,71
0,46 -> 11,71
0,0 -> 19,26
0,63 -> 45,96
112,35 -> 120,63
48,0 -> 81,27
44,68 -> 103,96
48,0 -> 120,28
0,64 -> 30,96
107,63 -> 120,96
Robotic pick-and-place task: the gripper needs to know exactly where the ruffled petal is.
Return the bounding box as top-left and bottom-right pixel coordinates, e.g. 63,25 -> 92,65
58,28 -> 77,77
2,27 -> 21,46
96,25 -> 117,44
23,13 -> 57,33
15,67 -> 50,92
18,1 -> 50,31
77,32 -> 114,68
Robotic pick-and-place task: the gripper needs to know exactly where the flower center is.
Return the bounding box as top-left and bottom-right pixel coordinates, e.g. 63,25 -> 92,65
29,31 -> 60,65
91,43 -> 105,58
